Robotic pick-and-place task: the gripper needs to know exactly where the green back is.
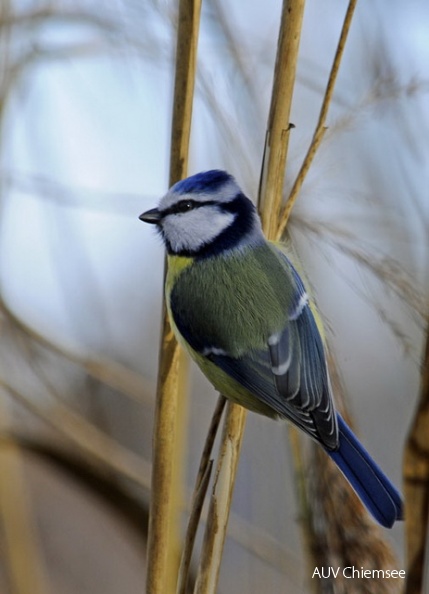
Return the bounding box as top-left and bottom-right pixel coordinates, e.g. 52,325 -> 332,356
169,242 -> 296,357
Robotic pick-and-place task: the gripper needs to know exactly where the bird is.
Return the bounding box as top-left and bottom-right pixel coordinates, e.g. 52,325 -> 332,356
139,169 -> 403,528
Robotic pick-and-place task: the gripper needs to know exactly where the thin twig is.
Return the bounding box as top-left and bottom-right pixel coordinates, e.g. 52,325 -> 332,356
276,0 -> 358,240
293,215 -> 427,322
146,0 -> 202,592
276,126 -> 327,241
177,395 -> 226,594
194,402 -> 247,594
177,460 -> 214,594
193,396 -> 227,495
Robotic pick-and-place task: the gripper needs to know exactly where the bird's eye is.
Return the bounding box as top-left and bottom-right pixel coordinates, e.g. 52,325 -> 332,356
176,200 -> 195,213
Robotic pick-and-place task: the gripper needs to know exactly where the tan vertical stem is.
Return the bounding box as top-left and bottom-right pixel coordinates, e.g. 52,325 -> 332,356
258,4 -> 307,560
276,0 -> 358,239
192,2 -> 306,591
177,395 -> 226,594
259,0 -> 306,238
169,0 -> 202,185
193,402 -> 247,594
146,1 -> 202,593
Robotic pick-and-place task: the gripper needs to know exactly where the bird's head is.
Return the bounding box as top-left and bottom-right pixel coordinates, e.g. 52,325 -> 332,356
139,170 -> 263,257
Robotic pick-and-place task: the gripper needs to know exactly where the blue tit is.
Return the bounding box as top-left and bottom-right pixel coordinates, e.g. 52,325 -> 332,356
139,169 -> 403,528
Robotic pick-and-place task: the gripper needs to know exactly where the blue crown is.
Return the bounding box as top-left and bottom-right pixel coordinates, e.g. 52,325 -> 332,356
172,170 -> 233,195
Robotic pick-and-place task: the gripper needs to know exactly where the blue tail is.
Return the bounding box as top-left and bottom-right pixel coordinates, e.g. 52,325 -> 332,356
327,415 -> 403,528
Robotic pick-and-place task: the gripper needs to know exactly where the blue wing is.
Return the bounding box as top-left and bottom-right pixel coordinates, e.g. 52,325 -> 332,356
207,307 -> 338,448
206,254 -> 339,450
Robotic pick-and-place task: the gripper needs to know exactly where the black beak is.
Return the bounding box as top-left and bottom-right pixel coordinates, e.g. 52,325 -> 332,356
139,208 -> 162,224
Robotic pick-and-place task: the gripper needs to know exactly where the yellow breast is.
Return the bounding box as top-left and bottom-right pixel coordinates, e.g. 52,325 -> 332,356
165,255 -> 193,295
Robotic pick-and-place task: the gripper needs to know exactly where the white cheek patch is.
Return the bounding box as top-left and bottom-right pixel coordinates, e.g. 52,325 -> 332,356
162,207 -> 235,253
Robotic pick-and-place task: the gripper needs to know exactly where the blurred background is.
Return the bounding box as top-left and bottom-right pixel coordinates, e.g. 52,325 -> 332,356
0,0 -> 428,592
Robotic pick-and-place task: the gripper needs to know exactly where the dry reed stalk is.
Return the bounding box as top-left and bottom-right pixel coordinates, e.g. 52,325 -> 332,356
270,4 -> 365,581
189,402 -> 247,592
0,395 -> 49,594
403,326 -> 429,594
270,7 -> 410,587
259,0 -> 306,239
193,401 -> 247,594
146,0 -> 202,592
267,2 -> 401,591
278,3 -> 404,580
191,1 -> 306,591
177,395 -> 226,594
276,0 -> 358,240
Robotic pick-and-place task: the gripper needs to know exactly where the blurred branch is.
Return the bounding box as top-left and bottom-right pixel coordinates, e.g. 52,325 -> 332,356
0,1 -> 177,136
404,325 -> 429,594
203,0 -> 263,187
2,433 -> 150,539
293,215 -> 427,350
0,6 -> 117,31
209,0 -> 261,114
0,43 -> 103,122
276,0 -> 358,240
146,0 -> 202,592
0,395 -> 49,594
1,170 -> 147,214
3,430 -> 302,583
327,76 -> 429,139
0,296 -> 154,407
1,379 -> 151,491
0,1 -> 12,104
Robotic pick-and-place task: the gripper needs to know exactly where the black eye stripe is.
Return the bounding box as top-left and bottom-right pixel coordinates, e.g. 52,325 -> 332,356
162,193 -> 256,258
164,199 -> 218,216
